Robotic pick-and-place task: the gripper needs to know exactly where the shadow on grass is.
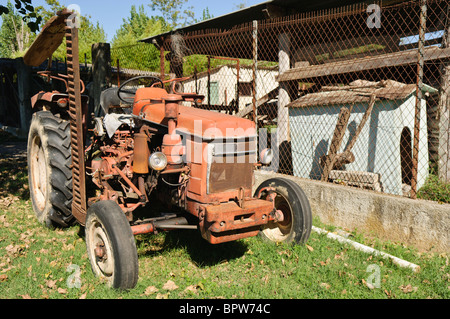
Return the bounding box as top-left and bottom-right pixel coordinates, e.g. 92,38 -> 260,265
136,229 -> 248,268
0,153 -> 29,200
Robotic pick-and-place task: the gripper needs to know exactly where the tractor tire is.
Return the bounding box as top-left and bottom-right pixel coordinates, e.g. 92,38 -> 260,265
27,111 -> 74,228
85,200 -> 139,290
255,178 -> 312,244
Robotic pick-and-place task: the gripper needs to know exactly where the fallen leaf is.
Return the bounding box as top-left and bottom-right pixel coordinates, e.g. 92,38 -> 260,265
320,282 -> 330,289
399,284 -> 417,293
362,279 -> 375,290
162,280 -> 178,291
46,279 -> 57,289
0,274 -> 8,282
20,294 -> 32,299
57,288 -> 68,294
184,285 -> 199,293
156,293 -> 169,299
79,292 -> 87,299
144,286 -> 159,295
306,245 -> 314,252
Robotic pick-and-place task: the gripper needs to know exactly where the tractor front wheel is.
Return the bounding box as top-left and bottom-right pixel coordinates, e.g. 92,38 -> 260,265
85,200 -> 139,290
255,178 -> 312,244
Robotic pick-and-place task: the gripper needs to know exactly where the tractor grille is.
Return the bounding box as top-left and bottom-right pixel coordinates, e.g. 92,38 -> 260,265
207,137 -> 257,194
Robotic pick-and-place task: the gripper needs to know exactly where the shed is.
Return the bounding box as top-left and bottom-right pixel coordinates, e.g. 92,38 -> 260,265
182,64 -> 278,114
288,80 -> 438,196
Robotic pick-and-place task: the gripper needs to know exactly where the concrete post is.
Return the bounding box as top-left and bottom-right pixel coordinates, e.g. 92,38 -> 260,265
91,43 -> 111,116
439,6 -> 450,183
278,33 -> 291,143
276,33 -> 291,173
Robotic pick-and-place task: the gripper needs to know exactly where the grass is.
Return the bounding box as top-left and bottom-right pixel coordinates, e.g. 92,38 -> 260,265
1,197 -> 449,299
417,173 -> 450,204
0,137 -> 449,299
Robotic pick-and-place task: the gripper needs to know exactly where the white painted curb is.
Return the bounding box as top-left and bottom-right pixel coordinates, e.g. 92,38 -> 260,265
312,226 -> 421,272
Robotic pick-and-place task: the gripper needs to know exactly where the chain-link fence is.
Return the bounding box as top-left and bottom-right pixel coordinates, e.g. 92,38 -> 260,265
111,0 -> 450,203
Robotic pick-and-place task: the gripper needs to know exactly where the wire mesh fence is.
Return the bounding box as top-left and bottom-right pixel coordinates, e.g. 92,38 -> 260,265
111,0 -> 450,203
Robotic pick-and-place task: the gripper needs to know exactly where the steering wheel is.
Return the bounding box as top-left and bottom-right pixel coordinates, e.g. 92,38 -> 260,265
117,75 -> 164,104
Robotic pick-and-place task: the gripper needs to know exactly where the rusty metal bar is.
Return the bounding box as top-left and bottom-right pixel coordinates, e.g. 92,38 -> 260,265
116,58 -> 120,86
411,0 -> 427,199
65,15 -> 87,224
113,166 -> 143,198
160,39 -> 165,80
207,55 -> 211,109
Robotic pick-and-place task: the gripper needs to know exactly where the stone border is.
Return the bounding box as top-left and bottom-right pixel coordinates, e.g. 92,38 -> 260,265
254,170 -> 450,252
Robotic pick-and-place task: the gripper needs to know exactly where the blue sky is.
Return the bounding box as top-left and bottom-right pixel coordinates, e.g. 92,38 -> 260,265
27,0 -> 265,41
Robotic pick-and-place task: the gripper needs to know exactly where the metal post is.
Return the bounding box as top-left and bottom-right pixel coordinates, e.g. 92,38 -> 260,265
117,58 -> 120,87
160,39 -> 165,81
411,0 -> 427,199
252,20 -> 258,126
207,55 -> 211,109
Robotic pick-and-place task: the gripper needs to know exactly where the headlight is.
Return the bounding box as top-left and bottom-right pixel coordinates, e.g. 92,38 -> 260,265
260,148 -> 273,165
149,152 -> 167,171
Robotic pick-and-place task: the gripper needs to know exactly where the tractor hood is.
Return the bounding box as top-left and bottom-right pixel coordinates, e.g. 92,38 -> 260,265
132,88 -> 256,139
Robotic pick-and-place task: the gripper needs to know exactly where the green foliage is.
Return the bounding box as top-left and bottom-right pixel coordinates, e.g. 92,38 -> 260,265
149,0 -> 195,29
0,0 -> 106,62
0,1 -> 35,58
111,5 -> 167,72
417,173 -> 450,204
0,0 -> 42,32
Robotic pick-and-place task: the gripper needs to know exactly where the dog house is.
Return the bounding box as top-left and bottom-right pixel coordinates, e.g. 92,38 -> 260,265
288,80 -> 437,196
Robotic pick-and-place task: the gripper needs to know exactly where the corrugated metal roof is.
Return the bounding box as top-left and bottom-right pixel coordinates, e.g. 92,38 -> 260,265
140,0 -> 380,45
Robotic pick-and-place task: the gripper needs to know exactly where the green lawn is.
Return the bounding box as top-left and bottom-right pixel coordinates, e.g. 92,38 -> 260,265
0,143 -> 448,299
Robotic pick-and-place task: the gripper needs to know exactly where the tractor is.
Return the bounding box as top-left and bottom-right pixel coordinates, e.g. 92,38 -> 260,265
23,10 -> 312,289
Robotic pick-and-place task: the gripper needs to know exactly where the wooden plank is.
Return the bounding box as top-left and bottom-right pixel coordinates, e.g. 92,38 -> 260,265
321,107 -> 351,182
23,10 -> 72,67
277,46 -> 450,82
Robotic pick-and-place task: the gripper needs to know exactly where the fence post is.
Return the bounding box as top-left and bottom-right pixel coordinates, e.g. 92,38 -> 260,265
439,4 -> 450,183
160,40 -> 165,80
277,33 -> 291,173
411,0 -> 427,199
16,57 -> 32,135
252,20 -> 258,126
91,42 -> 111,116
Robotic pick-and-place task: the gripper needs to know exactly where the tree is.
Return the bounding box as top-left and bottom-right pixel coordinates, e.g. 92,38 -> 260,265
0,0 -> 42,32
112,5 -> 166,47
148,0 -> 195,30
0,1 -> 34,58
111,5 -> 166,72
201,7 -> 214,22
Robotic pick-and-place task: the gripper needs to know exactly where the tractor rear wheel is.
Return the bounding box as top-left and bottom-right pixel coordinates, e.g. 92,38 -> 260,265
85,200 -> 139,290
255,178 -> 312,244
27,111 -> 74,227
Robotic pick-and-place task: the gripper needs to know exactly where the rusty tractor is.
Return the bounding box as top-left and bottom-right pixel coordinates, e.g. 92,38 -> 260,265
24,10 -> 312,289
